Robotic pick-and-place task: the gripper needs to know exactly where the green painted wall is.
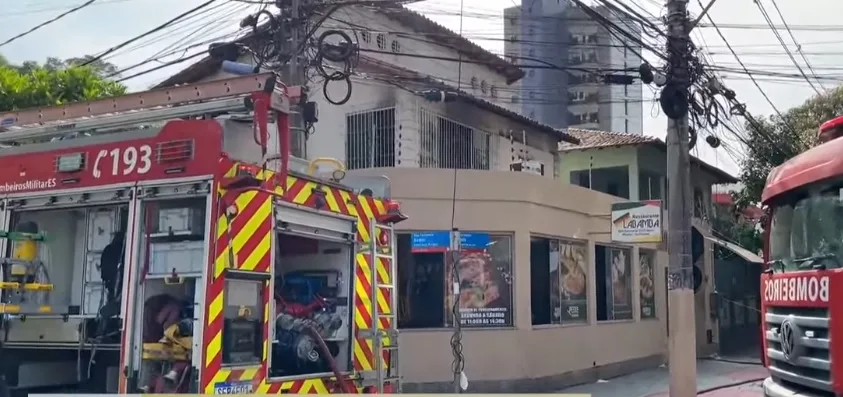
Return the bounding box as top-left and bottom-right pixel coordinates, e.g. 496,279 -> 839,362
559,146 -> 641,200
560,145 -> 720,214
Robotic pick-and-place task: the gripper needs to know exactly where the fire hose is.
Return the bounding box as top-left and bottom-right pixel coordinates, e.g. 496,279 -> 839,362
302,325 -> 355,393
697,377 -> 766,394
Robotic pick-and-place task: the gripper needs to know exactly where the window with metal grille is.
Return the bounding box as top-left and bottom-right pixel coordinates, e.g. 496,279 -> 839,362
418,108 -> 490,170
345,108 -> 396,170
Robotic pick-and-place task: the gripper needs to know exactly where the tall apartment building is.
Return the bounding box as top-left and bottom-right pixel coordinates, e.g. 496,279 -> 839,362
504,0 -> 644,134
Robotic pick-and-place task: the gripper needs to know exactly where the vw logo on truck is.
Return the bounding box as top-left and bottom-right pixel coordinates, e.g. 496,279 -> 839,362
779,318 -> 799,361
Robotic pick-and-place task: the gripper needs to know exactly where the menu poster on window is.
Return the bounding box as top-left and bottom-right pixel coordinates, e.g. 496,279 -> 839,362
445,248 -> 513,328
606,248 -> 633,320
554,241 -> 588,323
639,250 -> 656,319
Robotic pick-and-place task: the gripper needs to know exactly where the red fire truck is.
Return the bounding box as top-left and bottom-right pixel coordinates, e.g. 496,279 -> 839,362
761,115 -> 843,397
0,73 -> 403,394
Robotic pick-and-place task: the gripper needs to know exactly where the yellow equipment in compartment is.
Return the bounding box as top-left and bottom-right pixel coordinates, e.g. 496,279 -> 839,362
142,323 -> 193,362
0,221 -> 54,314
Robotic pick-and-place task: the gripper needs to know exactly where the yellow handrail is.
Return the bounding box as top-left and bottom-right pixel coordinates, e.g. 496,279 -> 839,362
307,157 -> 347,181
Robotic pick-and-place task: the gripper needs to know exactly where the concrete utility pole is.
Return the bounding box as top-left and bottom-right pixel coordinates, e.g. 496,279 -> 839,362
288,0 -> 306,157
663,0 -> 697,395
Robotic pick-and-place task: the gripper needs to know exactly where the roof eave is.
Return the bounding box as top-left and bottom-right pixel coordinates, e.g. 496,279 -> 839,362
559,141 -> 738,184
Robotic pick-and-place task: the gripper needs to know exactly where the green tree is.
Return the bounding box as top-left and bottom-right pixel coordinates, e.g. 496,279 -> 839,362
711,203 -> 762,256
735,86 -> 843,208
0,55 -> 120,78
0,61 -> 126,112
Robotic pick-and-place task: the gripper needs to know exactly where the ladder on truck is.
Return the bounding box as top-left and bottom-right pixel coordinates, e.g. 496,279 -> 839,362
0,72 -> 300,145
360,217 -> 401,392
0,74 -> 299,315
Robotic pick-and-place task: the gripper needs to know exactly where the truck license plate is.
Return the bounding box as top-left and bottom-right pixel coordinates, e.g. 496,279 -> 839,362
214,381 -> 253,394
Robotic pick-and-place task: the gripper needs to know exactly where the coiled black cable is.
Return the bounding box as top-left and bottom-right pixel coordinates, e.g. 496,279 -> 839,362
450,255 -> 464,383
315,29 -> 356,105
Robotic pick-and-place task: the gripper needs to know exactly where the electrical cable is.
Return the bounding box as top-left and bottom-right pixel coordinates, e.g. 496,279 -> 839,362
697,377 -> 766,394
752,0 -> 822,95
355,47 -> 632,73
79,0 -> 219,68
450,0 -> 466,393
700,356 -> 764,366
0,0 -> 99,48
695,0 -> 807,150
116,50 -> 208,82
126,2 -> 249,63
765,0 -> 827,92
563,0 -> 666,61
229,3 -> 358,110
314,29 -> 356,105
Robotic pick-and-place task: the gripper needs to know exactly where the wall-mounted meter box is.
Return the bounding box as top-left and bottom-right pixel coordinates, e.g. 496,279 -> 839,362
153,207 -> 205,235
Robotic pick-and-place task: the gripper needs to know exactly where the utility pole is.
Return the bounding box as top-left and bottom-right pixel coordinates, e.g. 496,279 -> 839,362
449,228 -> 463,393
288,0 -> 305,158
663,0 -> 697,395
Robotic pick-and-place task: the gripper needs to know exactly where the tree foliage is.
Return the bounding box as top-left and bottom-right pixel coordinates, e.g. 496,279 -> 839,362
711,204 -> 762,256
735,86 -> 843,208
0,56 -> 126,113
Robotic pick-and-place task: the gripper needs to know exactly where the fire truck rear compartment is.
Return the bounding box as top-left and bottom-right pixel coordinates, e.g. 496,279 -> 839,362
1,204 -> 127,393
270,230 -> 354,379
132,197 -> 207,393
4,205 -> 128,342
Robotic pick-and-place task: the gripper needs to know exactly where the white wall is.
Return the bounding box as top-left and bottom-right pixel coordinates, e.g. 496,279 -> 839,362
307,83 -> 559,176
188,5 -> 563,175
397,90 -> 558,176
322,7 -> 520,112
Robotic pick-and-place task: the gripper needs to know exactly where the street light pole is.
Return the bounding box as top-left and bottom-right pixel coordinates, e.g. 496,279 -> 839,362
663,0 -> 697,395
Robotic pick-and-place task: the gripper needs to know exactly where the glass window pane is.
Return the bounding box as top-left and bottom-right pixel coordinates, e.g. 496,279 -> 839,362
449,235 -> 514,328
555,240 -> 588,324
607,247 -> 633,320
639,249 -> 657,319
222,277 -> 265,366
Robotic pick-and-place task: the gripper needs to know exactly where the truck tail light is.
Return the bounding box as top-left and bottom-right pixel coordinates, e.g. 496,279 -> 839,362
376,200 -> 407,224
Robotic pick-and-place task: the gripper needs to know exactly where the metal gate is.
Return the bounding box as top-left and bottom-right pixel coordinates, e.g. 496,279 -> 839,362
714,250 -> 762,358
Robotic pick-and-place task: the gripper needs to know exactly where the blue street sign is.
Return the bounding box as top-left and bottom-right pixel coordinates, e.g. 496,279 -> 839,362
410,231 -> 490,252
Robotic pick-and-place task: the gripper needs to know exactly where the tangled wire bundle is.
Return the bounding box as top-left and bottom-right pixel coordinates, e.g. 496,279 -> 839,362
235,4 -> 359,107
314,29 -> 357,105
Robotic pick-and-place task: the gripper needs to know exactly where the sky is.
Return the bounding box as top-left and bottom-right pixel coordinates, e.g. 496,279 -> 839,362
4,0 -> 843,178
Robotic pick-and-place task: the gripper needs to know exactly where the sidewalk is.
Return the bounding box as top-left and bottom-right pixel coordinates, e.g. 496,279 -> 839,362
556,359 -> 767,397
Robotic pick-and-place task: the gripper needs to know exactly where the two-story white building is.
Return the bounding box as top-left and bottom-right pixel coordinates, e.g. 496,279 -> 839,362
157,4 -> 677,392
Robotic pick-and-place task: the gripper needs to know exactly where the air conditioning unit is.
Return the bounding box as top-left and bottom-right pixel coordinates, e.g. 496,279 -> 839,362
510,159 -> 544,176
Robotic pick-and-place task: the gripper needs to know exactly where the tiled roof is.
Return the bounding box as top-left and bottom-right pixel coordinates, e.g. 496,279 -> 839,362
558,128 -> 661,151
558,128 -> 738,184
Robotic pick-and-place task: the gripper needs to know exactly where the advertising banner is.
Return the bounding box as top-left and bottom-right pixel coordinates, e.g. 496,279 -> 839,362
605,247 -> 633,320
551,240 -> 588,323
639,250 -> 656,319
611,200 -> 663,243
445,238 -> 513,328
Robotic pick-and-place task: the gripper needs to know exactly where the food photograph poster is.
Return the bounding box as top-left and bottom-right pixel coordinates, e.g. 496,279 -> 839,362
605,248 -> 633,320
442,234 -> 513,328
639,250 -> 656,319
551,240 -> 588,323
